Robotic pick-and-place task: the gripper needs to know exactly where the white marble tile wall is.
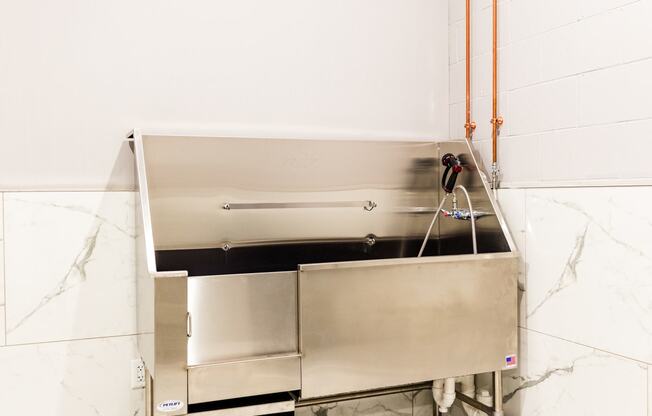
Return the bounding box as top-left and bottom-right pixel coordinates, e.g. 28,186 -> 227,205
0,191 -> 144,415
495,187 -> 652,416
0,335 -> 143,415
412,389 -> 435,416
4,192 -> 137,344
525,187 -> 652,363
295,390 -> 421,416
493,189 -> 527,326
503,328 -> 648,416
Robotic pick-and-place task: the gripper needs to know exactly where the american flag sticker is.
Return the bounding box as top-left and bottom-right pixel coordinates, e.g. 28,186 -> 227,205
504,354 -> 517,369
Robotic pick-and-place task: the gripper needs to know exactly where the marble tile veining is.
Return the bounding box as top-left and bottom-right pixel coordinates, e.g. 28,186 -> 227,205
524,187 -> 652,363
0,335 -> 143,415
449,399 -> 473,416
295,391 -> 413,416
504,329 -> 647,416
411,389 -> 434,416
4,192 -> 136,344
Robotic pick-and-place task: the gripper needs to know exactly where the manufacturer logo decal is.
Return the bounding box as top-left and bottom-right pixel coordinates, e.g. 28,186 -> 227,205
504,354 -> 517,369
157,400 -> 184,412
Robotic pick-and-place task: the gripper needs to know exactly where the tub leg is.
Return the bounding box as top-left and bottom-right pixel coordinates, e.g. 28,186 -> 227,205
493,371 -> 504,416
146,368 -> 153,416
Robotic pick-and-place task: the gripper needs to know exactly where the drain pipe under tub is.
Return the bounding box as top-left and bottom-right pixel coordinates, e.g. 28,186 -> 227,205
457,375 -> 496,416
458,375 -> 479,416
433,378 -> 456,414
435,376 -> 496,415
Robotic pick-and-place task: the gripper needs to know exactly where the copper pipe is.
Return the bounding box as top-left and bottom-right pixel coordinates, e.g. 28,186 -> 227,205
490,0 -> 503,191
464,0 -> 476,139
490,0 -> 503,164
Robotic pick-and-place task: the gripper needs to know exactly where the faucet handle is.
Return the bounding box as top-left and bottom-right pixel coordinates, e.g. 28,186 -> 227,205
441,153 -> 463,193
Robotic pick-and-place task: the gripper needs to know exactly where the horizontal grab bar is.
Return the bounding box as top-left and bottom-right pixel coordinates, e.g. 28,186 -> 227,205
222,200 -> 377,211
220,235 -> 379,251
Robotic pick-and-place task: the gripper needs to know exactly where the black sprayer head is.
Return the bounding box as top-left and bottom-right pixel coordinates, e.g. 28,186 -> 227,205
441,153 -> 463,193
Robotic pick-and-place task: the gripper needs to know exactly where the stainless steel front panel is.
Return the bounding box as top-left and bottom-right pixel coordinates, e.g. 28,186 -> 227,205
298,253 -> 518,399
153,276 -> 188,416
188,272 -> 298,365
188,354 -> 301,404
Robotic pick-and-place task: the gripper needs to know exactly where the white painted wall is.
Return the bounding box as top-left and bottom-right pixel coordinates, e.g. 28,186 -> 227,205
449,1 -> 652,415
0,0 -> 449,191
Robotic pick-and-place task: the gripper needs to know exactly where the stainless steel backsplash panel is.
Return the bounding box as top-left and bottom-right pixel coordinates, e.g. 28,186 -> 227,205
142,135 -> 440,251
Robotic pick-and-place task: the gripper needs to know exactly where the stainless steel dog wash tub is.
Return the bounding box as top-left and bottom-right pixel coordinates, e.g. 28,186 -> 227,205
130,131 -> 519,416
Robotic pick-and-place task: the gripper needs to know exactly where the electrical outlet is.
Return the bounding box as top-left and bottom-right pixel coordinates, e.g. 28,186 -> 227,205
131,359 -> 146,389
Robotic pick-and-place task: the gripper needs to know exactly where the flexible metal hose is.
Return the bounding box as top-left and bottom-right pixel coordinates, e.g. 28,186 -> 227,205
454,185 -> 477,255
417,195 -> 448,257
418,185 -> 478,257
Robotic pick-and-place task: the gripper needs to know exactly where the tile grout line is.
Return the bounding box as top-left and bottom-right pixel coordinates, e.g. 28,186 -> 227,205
500,180 -> 652,190
449,51 -> 652,100
519,326 -> 652,367
451,0 -> 642,50
0,332 -> 144,349
449,1 -> 645,71
450,102 -> 652,141
0,189 -> 136,194
500,115 -> 652,138
448,109 -> 652,141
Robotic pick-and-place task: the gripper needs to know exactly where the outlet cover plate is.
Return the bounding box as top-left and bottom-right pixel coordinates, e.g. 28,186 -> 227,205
131,359 -> 145,389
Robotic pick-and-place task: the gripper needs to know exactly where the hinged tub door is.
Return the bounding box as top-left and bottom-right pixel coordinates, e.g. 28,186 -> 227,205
298,252 -> 518,399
